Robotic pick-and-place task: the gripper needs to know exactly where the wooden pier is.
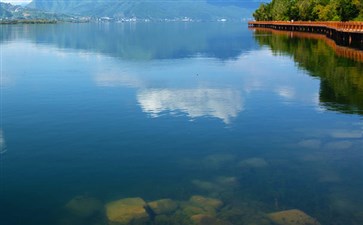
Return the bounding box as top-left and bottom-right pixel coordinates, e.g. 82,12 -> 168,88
248,21 -> 363,50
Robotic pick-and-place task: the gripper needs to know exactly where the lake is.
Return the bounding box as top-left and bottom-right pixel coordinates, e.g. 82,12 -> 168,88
0,23 -> 363,225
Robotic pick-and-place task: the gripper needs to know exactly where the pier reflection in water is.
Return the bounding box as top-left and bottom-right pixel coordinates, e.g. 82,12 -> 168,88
253,28 -> 363,115
0,23 -> 363,225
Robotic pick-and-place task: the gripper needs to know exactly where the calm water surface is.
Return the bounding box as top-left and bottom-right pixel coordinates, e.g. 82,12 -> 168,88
0,23 -> 363,225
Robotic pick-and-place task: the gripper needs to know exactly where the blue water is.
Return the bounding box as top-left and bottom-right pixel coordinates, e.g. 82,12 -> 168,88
1,23 -> 363,225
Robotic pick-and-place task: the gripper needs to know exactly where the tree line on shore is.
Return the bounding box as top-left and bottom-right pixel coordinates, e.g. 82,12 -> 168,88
253,0 -> 363,21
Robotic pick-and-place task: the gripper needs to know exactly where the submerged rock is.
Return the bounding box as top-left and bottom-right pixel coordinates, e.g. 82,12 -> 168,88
65,195 -> 103,218
192,177 -> 238,192
267,209 -> 321,225
189,195 -> 223,210
328,189 -> 359,213
215,176 -> 238,186
181,195 -> 223,217
218,202 -> 272,225
192,179 -> 221,192
147,199 -> 178,215
191,214 -> 232,225
154,211 -> 194,225
105,197 -> 149,225
181,204 -> 212,217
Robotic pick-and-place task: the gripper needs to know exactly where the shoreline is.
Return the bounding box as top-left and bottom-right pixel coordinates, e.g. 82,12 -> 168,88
248,21 -> 363,50
0,19 -> 58,24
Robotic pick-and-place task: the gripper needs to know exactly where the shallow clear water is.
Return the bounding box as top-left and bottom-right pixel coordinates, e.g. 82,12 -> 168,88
0,23 -> 363,225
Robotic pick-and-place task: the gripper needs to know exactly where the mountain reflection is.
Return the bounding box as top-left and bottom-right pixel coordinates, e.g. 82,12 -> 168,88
253,29 -> 363,115
0,23 -> 257,61
1,23 -> 258,124
137,88 -> 243,124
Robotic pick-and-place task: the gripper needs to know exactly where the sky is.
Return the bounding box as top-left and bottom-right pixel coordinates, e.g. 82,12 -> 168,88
0,0 -> 31,5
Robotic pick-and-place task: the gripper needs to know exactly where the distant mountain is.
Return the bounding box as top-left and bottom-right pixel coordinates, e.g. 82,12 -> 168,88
0,3 -> 13,18
28,0 -> 254,20
0,2 -> 74,20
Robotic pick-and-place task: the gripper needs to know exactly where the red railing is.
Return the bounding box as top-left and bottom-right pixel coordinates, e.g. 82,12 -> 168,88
248,21 -> 363,32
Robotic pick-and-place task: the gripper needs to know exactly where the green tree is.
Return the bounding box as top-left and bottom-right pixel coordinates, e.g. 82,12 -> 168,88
295,0 -> 318,20
313,1 -> 339,21
287,3 -> 300,20
253,3 -> 272,21
252,0 -> 363,21
270,0 -> 292,20
337,0 -> 360,21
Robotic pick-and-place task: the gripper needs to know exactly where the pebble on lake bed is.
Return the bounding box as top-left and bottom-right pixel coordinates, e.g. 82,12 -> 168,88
192,176 -> 238,194
105,197 -> 149,225
189,195 -> 223,210
192,179 -> 220,192
181,195 -> 223,217
267,209 -> 321,225
147,198 -> 178,215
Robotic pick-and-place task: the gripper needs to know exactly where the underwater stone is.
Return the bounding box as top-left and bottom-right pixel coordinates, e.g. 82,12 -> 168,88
215,176 -> 237,186
192,179 -> 221,192
154,211 -> 195,225
267,209 -> 321,225
147,199 -> 178,215
105,197 -> 149,225
218,203 -> 273,225
181,204 -> 213,217
189,195 -> 223,210
65,195 -> 103,218
191,214 -> 232,225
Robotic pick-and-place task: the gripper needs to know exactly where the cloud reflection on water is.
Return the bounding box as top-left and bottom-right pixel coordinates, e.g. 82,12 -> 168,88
137,88 -> 243,124
92,51 -> 321,124
0,129 -> 7,154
